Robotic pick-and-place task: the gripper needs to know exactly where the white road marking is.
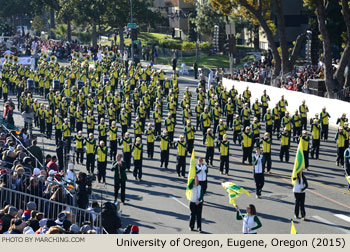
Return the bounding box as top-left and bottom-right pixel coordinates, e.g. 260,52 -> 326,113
312,215 -> 350,234
171,196 -> 189,209
334,214 -> 350,223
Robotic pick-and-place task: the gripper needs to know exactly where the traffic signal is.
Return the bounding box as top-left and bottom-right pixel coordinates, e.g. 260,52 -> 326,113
131,29 -> 138,41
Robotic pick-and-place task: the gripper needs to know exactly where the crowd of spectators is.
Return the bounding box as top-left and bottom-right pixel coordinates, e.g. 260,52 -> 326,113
225,59 -> 327,95
0,201 -> 100,234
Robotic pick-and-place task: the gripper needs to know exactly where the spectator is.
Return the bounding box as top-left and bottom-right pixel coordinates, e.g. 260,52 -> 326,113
27,140 -> 43,167
46,156 -> 59,173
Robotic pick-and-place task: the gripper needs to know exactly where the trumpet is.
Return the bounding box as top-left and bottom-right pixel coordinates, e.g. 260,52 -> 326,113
50,55 -> 57,62
14,56 -> 19,63
4,54 -> 10,60
87,55 -> 92,61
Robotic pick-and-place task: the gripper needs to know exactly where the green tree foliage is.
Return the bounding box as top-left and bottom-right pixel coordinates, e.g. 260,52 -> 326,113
304,0 -> 350,96
211,0 -> 306,82
189,0 -> 226,37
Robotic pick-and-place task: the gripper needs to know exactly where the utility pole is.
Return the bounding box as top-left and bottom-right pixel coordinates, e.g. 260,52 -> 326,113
130,0 -> 134,61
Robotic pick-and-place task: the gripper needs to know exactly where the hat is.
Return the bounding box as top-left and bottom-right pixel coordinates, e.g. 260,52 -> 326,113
45,219 -> 56,228
39,218 -> 48,227
68,163 -> 74,170
14,219 -> 26,231
33,168 -> 41,176
27,201 -> 37,211
56,212 -> 67,225
80,224 -> 91,234
23,226 -> 35,234
8,206 -> 18,215
130,225 -> 139,234
70,224 -> 80,234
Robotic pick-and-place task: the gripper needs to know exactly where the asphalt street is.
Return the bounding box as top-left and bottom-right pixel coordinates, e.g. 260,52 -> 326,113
3,62 -> 350,234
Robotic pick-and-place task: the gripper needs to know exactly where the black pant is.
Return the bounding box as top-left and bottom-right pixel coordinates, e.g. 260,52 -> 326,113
233,131 -> 241,144
87,128 -> 94,136
160,150 -> 169,168
76,122 -> 83,132
97,161 -> 107,183
155,123 -> 161,136
40,119 -> 45,133
293,126 -> 302,141
311,139 -> 320,159
189,202 -> 203,230
262,106 -> 267,118
55,129 -> 62,145
187,139 -> 194,154
196,116 -> 201,130
266,125 -> 272,138
122,125 -> 128,137
304,150 -> 309,168
294,192 -> 306,218
176,156 -> 186,176
280,145 -> 289,162
99,135 -> 107,145
243,120 -> 250,131
86,153 -> 95,173
168,131 -> 174,144
205,147 -> 214,165
147,142 -> 154,159
273,119 -> 280,134
124,152 -> 131,170
220,155 -> 229,174
263,152 -> 271,172
114,181 -> 126,203
213,120 -> 219,136
301,117 -> 307,130
76,148 -> 84,163
133,159 -> 142,179
3,93 -> 7,102
70,117 -> 75,132
243,147 -> 252,163
337,147 -> 345,166
110,140 -> 118,161
46,123 -> 52,138
227,114 -> 233,128
254,173 -> 264,196
202,126 -> 209,144
199,180 -> 207,194
321,124 -> 328,140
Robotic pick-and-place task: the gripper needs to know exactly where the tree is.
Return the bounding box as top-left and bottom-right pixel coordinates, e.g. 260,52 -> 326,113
31,0 -> 61,38
304,0 -> 350,97
74,0 -> 107,49
189,0 -> 226,38
32,15 -> 45,34
103,0 -> 161,51
211,0 -> 306,82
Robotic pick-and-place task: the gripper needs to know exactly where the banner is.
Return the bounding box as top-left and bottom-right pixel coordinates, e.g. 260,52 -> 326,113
0,57 -> 35,66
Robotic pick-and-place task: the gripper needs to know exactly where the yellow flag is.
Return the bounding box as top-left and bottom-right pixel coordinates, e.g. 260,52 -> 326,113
186,149 -> 196,200
292,139 -> 305,185
222,182 -> 251,206
290,220 -> 298,234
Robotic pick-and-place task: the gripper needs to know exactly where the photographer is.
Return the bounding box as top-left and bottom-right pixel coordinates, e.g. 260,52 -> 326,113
76,172 -> 92,209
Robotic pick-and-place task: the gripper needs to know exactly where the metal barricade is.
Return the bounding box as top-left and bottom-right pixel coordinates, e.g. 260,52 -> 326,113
0,122 -> 44,168
0,186 -> 102,233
